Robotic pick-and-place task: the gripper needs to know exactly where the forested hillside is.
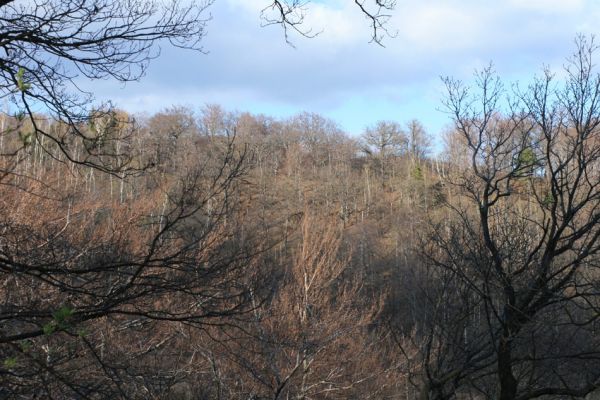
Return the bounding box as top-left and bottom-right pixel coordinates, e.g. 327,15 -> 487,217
0,102 -> 439,398
4,58 -> 600,397
2,1 -> 600,399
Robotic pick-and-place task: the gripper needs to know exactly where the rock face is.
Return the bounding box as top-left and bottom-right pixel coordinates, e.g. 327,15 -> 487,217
167,382 -> 193,400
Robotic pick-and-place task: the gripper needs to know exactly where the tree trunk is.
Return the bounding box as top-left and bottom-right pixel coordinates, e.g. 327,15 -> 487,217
498,330 -> 517,400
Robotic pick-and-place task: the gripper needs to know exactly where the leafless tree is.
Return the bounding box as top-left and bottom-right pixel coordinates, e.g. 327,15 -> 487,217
261,0 -> 397,45
362,120 -> 407,181
407,119 -> 432,163
0,0 -> 213,176
0,133 -> 270,398
405,36 -> 600,400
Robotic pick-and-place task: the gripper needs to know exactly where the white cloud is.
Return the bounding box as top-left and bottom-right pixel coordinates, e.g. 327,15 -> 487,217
507,0 -> 584,13
88,0 -> 600,137
394,3 -> 484,53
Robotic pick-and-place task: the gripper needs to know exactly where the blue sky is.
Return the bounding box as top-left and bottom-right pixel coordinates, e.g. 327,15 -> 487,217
88,0 -> 600,143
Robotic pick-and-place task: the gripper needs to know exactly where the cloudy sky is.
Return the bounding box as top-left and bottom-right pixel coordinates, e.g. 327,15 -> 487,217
90,0 -> 600,142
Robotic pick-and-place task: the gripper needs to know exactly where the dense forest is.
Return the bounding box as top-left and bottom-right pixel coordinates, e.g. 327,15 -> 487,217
0,102 -> 440,398
2,1 -> 600,399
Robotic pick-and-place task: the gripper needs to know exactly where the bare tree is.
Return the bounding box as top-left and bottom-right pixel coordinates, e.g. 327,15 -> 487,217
207,213 -> 385,400
0,0 -> 399,181
0,0 -> 212,176
0,132 -> 269,398
406,36 -> 600,400
407,119 -> 431,163
260,0 -> 397,45
362,120 -> 407,180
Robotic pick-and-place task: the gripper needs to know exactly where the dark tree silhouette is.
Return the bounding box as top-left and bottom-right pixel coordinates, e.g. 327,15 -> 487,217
0,132 -> 270,398
261,0 -> 397,45
0,0 -> 212,174
400,36 -> 600,400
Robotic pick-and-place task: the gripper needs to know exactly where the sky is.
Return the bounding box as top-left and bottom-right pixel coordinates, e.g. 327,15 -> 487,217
88,0 -> 600,143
